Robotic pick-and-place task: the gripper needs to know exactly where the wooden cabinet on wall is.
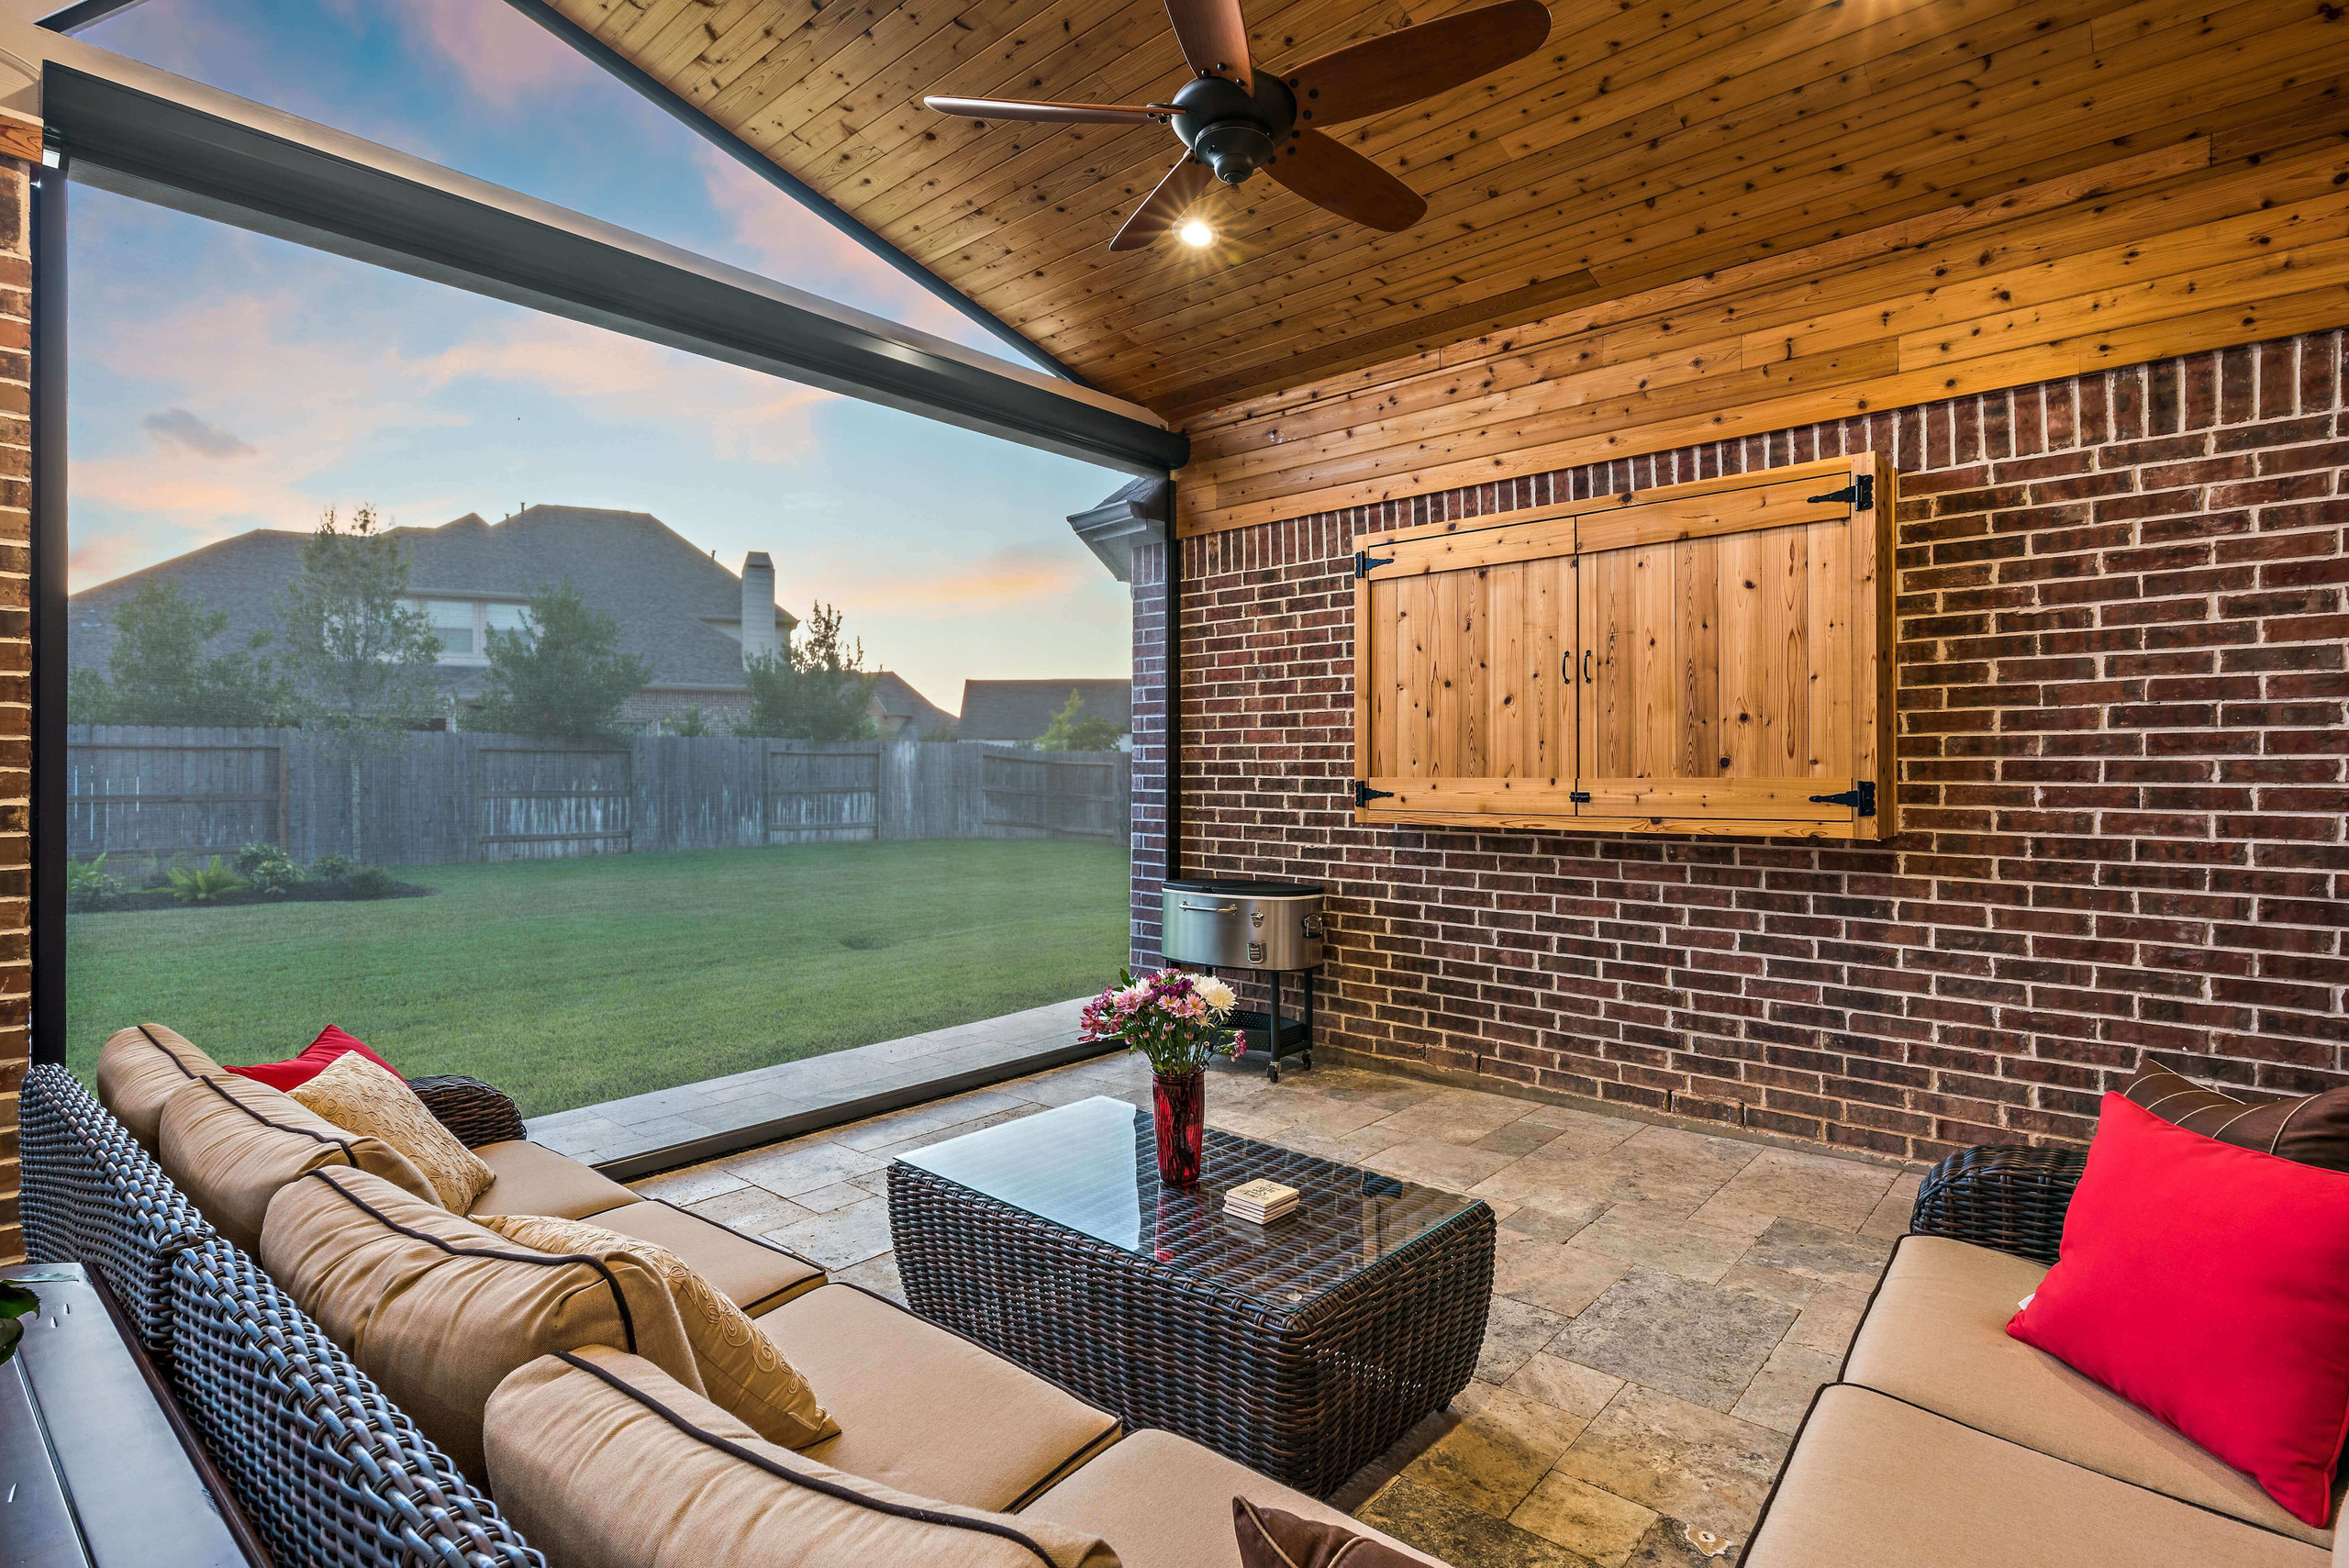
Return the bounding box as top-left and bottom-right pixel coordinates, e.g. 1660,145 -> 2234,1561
1352,454 -> 1895,840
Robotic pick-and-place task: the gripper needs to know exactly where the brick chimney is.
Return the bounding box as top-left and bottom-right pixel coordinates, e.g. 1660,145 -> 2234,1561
741,551 -> 779,666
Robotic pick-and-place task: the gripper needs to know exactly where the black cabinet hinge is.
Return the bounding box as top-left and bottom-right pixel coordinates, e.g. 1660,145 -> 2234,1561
1354,550 -> 1395,577
1804,473 -> 1875,510
1355,781 -> 1395,807
1569,790 -> 1592,803
1808,781 -> 1877,817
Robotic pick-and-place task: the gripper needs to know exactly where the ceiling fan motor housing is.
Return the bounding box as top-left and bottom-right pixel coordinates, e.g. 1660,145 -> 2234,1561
1172,72 -> 1297,185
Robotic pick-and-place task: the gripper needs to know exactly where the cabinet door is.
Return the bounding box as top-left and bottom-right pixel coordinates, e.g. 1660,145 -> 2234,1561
1575,465 -> 1882,832
1354,508 -> 1579,825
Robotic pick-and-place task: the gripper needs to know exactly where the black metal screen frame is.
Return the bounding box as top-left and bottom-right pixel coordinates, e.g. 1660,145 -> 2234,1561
39,64 -> 1183,475
31,152 -> 66,1068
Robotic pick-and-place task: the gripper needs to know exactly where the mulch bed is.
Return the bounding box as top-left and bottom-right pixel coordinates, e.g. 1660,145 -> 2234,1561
72,880 -> 437,915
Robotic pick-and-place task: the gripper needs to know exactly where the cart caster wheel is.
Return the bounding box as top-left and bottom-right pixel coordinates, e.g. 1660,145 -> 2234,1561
1266,1061 -> 1282,1084
1300,1051 -> 1313,1070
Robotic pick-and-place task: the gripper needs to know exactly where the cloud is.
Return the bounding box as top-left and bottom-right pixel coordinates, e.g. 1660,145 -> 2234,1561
693,146 -> 1021,361
140,407 -> 257,460
398,0 -> 604,106
417,314 -> 837,463
799,542 -> 1097,615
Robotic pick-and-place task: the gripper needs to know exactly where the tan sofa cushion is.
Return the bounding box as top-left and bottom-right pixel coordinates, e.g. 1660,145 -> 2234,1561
1026,1429 -> 1447,1568
1844,1236 -> 2336,1547
1744,1385 -> 2326,1568
95,1024 -> 229,1151
753,1284 -> 1120,1512
260,1168 -> 700,1477
475,1210 -> 837,1450
157,1072 -> 438,1252
485,1348 -> 1119,1568
588,1199 -> 824,1315
292,1051 -> 494,1211
466,1139 -> 636,1220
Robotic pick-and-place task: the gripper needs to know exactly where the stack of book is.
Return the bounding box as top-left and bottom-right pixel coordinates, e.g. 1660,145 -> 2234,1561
1224,1178 -> 1301,1225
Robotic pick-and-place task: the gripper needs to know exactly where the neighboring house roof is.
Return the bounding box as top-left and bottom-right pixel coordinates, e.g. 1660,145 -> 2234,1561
870,671 -> 954,733
958,679 -> 1130,741
68,506 -> 797,702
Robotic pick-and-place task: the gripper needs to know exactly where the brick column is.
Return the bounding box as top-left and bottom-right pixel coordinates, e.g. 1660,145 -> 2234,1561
0,128 -> 35,1264
1129,539 -> 1166,971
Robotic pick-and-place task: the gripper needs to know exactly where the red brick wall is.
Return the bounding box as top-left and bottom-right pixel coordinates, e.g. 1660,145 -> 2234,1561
1155,331 -> 2349,1161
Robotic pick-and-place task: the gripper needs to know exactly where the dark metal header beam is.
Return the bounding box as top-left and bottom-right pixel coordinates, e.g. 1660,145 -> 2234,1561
33,0 -> 152,36
40,63 -> 1186,475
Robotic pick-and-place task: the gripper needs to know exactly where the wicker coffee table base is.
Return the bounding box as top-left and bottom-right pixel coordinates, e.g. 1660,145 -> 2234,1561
888,1160 -> 1495,1497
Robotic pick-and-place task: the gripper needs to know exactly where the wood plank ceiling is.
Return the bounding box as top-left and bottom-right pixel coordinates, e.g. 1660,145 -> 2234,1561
553,0 -> 2349,423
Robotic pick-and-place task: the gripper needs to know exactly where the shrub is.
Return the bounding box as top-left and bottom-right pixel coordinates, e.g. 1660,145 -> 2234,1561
344,864 -> 395,900
67,854 -> 125,909
310,853 -> 352,883
166,856 -> 247,905
235,841 -> 306,895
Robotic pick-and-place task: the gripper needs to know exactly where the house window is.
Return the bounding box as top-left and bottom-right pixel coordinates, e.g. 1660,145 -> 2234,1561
414,599 -> 531,663
421,599 -> 475,657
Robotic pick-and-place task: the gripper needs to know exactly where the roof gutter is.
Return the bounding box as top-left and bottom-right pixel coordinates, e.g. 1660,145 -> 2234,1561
495,0 -> 1090,389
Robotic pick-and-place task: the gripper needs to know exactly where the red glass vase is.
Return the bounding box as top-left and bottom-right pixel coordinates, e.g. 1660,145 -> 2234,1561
1152,1069 -> 1206,1187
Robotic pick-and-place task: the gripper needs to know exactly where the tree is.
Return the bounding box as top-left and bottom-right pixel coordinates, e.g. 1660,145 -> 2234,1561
68,578 -> 302,727
734,602 -> 879,741
460,583 -> 651,741
276,505 -> 442,861
1035,688 -> 1125,751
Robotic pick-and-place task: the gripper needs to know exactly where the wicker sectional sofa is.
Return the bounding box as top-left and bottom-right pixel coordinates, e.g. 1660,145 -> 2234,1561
1744,1147 -> 2343,1568
27,1025 -> 1454,1568
32,1023 -> 2335,1567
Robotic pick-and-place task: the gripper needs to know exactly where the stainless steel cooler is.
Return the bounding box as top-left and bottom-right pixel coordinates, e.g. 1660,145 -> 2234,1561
1161,878 -> 1325,1081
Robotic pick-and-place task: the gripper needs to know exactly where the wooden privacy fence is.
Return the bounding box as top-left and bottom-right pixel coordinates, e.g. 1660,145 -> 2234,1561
65,727 -> 1130,868
476,748 -> 634,860
982,751 -> 1126,843
767,750 -> 879,844
65,740 -> 288,865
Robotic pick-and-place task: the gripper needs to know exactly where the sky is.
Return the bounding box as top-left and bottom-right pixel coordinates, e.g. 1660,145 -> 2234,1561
68,0 -> 1135,714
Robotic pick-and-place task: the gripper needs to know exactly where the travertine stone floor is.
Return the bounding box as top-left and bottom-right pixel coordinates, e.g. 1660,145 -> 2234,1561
631,1051 -> 1920,1568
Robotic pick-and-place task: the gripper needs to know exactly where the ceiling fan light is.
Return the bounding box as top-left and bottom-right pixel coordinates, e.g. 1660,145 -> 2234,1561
1178,219 -> 1217,248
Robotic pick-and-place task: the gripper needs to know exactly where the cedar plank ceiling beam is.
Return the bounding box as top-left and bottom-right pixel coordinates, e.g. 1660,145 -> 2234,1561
536,0 -> 2349,420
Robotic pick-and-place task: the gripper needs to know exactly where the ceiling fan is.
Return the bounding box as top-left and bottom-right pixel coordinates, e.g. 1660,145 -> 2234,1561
922,0 -> 1552,251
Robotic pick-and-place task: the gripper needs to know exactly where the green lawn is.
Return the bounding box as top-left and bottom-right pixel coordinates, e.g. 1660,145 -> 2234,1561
68,840 -> 1130,1117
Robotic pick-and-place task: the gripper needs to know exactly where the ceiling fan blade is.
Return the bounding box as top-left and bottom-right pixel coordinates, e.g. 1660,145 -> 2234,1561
1264,128 -> 1426,232
922,95 -> 1164,125
1163,0 -> 1253,93
1110,156 -> 1218,251
1286,0 -> 1551,125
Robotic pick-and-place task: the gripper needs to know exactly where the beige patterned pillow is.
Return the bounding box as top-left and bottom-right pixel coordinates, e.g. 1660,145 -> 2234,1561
293,1051 -> 495,1212
476,1212 -> 838,1451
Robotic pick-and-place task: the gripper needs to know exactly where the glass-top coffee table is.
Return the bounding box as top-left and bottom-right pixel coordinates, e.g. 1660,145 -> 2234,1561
886,1095 -> 1496,1496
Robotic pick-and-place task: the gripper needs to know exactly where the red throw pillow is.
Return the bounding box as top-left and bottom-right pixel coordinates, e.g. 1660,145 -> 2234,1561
2008,1092 -> 2349,1526
226,1026 -> 396,1092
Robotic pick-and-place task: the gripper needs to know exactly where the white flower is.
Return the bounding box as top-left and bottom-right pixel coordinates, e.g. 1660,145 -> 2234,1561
1197,977 -> 1237,1013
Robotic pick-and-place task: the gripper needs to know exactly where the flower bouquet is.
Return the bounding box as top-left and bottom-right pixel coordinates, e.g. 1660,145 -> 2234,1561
1081,968 -> 1242,1184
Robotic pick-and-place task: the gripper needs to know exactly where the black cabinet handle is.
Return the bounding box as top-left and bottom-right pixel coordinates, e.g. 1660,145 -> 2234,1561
1582,650 -> 1592,683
